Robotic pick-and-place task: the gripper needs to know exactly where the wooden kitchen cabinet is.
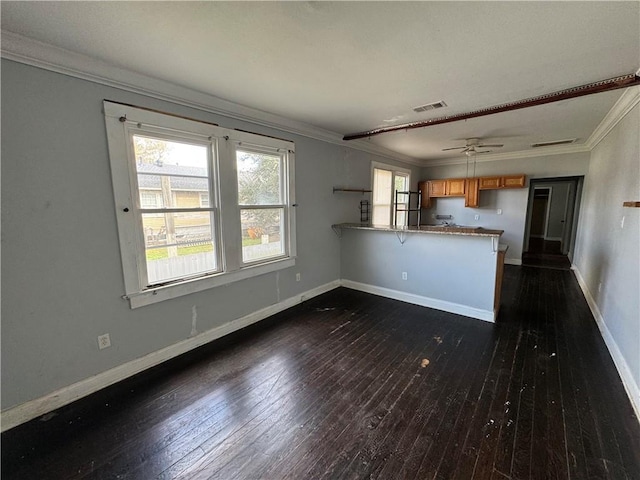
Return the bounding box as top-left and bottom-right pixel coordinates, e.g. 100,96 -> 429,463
465,178 -> 480,208
428,179 -> 447,197
494,247 -> 507,316
502,174 -> 526,188
478,176 -> 502,189
420,174 -> 523,209
421,178 -> 473,208
447,178 -> 466,196
479,174 -> 526,190
418,181 -> 432,208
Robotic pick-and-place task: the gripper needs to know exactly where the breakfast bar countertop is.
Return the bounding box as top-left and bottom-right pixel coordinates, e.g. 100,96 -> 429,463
332,222 -> 504,237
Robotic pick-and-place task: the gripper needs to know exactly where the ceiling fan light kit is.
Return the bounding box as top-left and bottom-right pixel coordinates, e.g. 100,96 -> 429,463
442,138 -> 504,156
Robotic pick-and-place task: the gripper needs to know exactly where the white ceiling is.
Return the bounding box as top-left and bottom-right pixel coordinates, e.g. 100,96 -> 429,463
2,1 -> 639,164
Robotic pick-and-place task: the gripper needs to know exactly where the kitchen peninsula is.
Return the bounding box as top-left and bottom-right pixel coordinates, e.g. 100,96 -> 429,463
333,223 -> 507,322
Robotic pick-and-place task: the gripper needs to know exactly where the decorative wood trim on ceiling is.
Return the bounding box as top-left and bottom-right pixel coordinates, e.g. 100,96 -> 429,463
344,74 -> 640,141
623,201 -> 640,207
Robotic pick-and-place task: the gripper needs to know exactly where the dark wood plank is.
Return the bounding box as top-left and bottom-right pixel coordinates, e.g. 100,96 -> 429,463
2,269 -> 640,480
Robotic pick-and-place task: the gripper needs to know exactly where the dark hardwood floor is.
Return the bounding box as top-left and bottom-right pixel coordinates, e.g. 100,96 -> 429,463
522,238 -> 571,270
3,267 -> 640,479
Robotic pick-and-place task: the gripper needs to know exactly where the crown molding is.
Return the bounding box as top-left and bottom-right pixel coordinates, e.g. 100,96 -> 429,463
422,143 -> 591,167
0,30 -> 419,167
586,85 -> 640,149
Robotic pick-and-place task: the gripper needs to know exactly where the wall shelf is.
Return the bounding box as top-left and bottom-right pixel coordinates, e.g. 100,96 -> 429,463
623,201 -> 640,207
333,187 -> 372,194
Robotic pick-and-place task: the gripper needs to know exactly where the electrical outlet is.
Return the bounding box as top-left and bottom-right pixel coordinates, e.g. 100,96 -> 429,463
98,333 -> 111,350
474,214 -> 480,220
296,272 -> 301,282
402,272 -> 408,280
497,209 -> 503,215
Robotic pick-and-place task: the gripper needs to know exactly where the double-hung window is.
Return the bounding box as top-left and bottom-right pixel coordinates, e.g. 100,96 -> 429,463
104,101 -> 296,308
235,145 -> 289,264
371,162 -> 411,226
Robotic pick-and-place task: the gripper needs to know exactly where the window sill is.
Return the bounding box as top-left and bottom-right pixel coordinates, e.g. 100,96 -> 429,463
126,257 -> 296,308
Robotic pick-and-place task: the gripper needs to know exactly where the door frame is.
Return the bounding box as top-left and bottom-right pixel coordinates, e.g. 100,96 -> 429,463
523,176 -> 583,258
528,186 -> 553,239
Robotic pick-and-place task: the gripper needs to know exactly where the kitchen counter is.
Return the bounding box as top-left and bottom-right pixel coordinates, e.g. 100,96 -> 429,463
335,222 -> 506,322
332,222 -> 503,237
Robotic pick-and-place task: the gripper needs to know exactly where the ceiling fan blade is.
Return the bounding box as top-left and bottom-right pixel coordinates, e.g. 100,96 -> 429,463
478,144 -> 504,148
442,146 -> 466,151
476,150 -> 493,154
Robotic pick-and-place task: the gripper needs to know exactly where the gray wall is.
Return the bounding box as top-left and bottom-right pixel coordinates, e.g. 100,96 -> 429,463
573,102 -> 640,394
0,59 -> 419,411
528,181 -> 572,241
544,183 -> 570,239
340,229 -> 497,315
421,153 -> 590,263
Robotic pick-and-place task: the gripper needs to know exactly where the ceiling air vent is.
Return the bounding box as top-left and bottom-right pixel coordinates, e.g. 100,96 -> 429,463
413,101 -> 447,113
531,138 -> 577,148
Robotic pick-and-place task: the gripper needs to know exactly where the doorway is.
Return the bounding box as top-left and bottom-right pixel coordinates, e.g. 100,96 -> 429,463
522,177 -> 582,269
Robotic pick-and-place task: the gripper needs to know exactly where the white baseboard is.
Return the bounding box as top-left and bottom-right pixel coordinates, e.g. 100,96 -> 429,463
0,280 -> 341,433
572,266 -> 640,422
341,279 -> 494,323
505,258 -> 522,266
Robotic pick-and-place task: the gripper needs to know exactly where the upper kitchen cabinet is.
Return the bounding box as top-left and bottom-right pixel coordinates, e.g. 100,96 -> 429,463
418,181 -> 432,208
428,179 -> 447,197
465,178 -> 480,208
426,178 -> 466,197
479,174 -> 526,190
447,178 -> 466,196
421,174 -> 525,209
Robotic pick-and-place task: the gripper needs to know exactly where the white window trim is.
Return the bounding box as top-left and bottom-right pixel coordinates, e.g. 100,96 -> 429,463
371,161 -> 412,226
235,142 -> 290,267
104,101 -> 296,308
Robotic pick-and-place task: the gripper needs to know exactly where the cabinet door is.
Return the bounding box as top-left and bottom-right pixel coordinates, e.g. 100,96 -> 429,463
429,179 -> 447,197
418,181 -> 432,208
447,178 -> 466,196
479,176 -> 502,190
465,178 -> 480,207
502,174 -> 526,188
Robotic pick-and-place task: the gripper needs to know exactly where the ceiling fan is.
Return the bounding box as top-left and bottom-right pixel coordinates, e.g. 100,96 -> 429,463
442,138 -> 504,156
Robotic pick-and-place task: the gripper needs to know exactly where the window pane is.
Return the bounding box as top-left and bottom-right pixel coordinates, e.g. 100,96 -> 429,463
373,169 -> 392,205
237,150 -> 282,205
133,135 -> 209,210
395,173 -> 408,192
240,208 -> 284,262
373,168 -> 392,225
142,211 -> 217,284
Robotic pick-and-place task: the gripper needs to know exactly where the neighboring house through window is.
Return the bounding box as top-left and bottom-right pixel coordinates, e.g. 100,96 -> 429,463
104,101 -> 296,307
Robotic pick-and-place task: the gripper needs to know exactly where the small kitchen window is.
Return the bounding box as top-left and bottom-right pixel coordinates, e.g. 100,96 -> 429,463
371,162 -> 411,226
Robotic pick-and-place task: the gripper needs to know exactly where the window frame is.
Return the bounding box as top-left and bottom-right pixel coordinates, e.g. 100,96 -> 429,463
128,128 -> 222,288
104,101 -> 296,308
371,161 -> 412,226
234,142 -> 291,266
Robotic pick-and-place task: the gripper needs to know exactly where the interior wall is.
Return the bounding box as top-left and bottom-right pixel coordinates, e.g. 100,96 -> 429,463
0,59 -> 419,413
544,183 -> 570,240
530,190 -> 549,236
573,100 -> 640,409
421,152 -> 590,263
340,228 -> 498,319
